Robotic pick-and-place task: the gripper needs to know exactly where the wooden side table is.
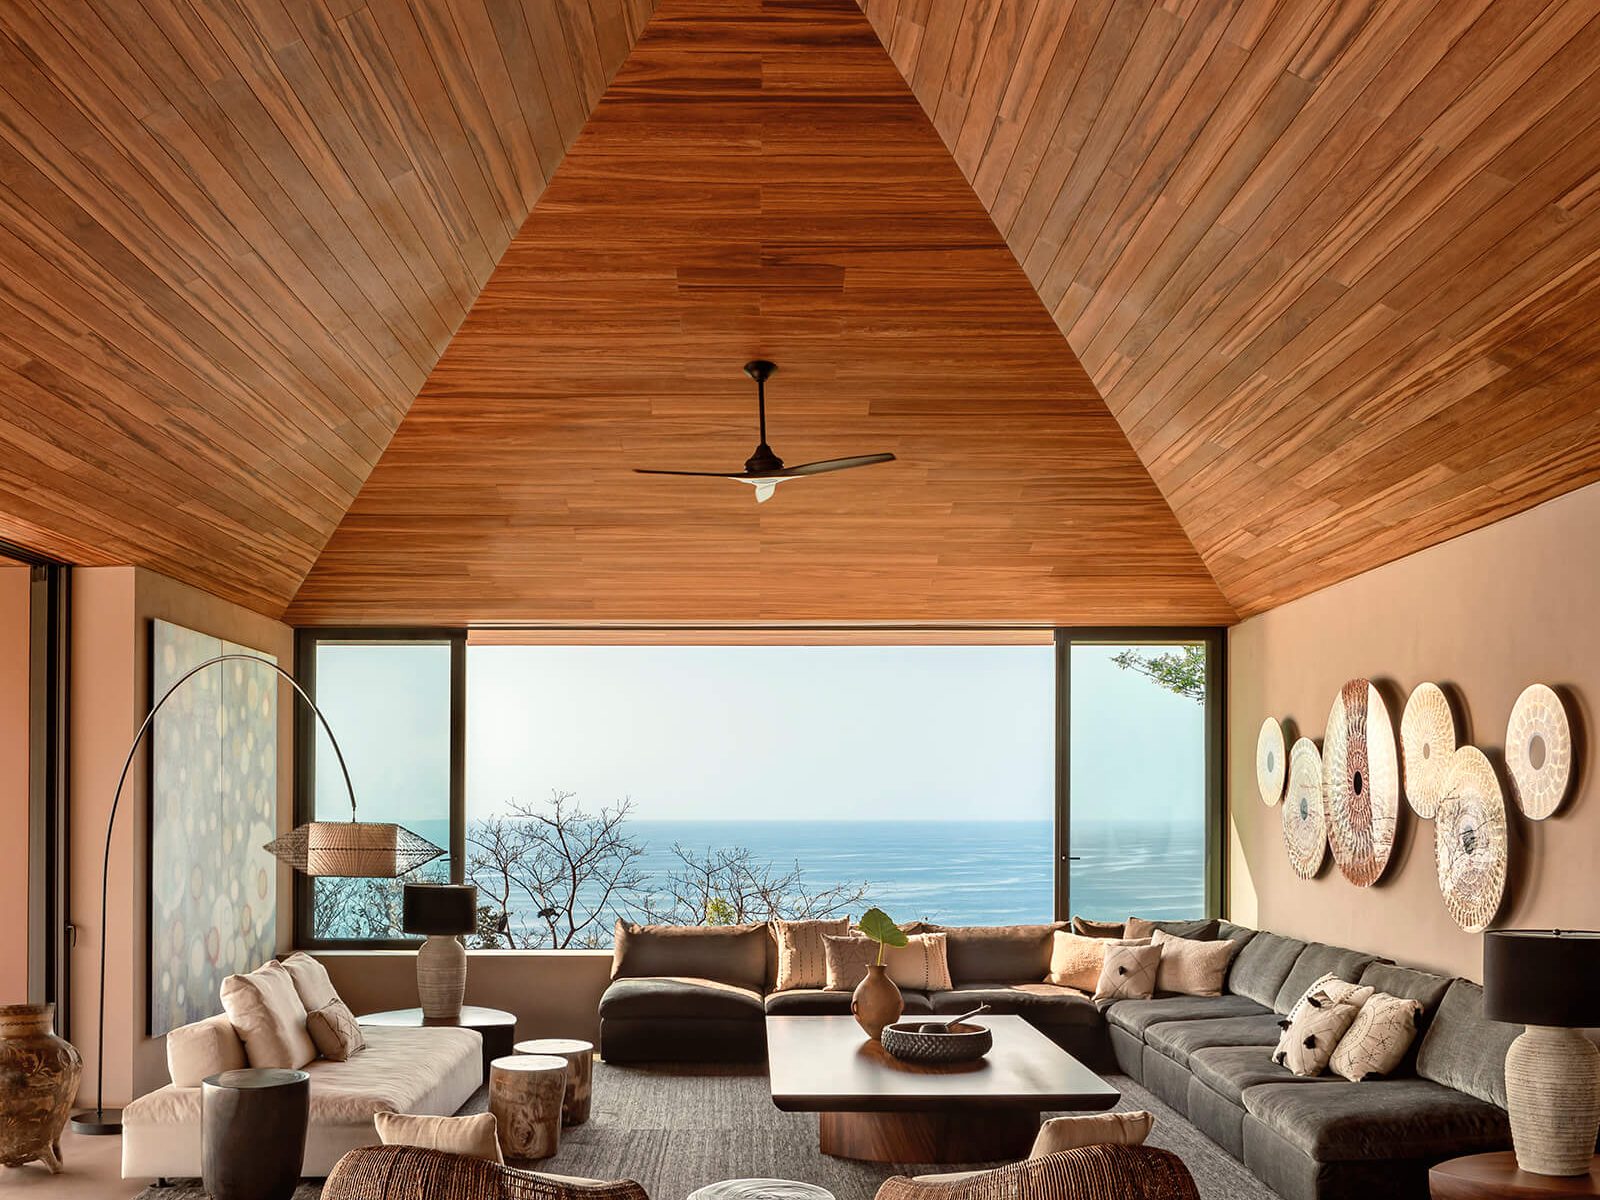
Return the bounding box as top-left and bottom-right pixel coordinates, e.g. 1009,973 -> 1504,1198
1431,1152 -> 1600,1198
358,1005 -> 516,1078
490,1055 -> 568,1161
514,1038 -> 594,1125
201,1068 -> 309,1200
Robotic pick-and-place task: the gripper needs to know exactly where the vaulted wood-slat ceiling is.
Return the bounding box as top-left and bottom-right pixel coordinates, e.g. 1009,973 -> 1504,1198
285,0 -> 1235,627
857,0 -> 1600,617
0,0 -> 653,613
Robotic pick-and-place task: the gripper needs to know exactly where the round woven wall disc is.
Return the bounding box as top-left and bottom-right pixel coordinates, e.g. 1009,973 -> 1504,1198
1401,682 -> 1456,820
1257,717 -> 1286,807
1323,679 -> 1399,887
1283,737 -> 1327,880
1434,745 -> 1508,934
1505,683 -> 1573,820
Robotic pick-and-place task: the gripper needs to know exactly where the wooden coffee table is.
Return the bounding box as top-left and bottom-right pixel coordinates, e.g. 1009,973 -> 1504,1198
766,1014 -> 1119,1164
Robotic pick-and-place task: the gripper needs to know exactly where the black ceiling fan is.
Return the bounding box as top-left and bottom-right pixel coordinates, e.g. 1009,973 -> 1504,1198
633,360 -> 895,503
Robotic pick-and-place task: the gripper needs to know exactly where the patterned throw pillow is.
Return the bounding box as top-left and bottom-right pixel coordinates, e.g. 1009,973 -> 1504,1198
1273,974 -> 1372,1058
1046,932 -> 1149,990
1329,991 -> 1424,1082
772,918 -> 851,991
375,1111 -> 502,1164
1275,990 -> 1364,1077
305,998 -> 366,1061
1093,941 -> 1162,1002
822,933 -> 953,992
1150,930 -> 1240,997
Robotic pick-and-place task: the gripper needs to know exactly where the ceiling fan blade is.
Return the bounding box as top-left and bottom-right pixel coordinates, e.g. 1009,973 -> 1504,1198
632,468 -> 743,478
775,452 -> 896,477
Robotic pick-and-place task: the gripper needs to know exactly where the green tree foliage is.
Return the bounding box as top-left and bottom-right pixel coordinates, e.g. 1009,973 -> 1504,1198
1110,644 -> 1207,703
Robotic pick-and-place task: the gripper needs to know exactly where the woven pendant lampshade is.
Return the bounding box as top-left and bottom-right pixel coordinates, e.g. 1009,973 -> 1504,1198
264,820 -> 445,878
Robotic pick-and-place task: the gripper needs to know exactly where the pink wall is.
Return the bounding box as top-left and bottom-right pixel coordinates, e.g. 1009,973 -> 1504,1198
0,565 -> 30,1002
70,567 -> 294,1105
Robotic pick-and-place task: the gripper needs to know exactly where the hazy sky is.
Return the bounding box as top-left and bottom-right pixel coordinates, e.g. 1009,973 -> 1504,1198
314,642 -> 1204,827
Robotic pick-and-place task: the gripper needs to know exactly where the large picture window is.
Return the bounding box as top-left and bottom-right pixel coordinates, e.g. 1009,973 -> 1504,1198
294,629 -> 1223,948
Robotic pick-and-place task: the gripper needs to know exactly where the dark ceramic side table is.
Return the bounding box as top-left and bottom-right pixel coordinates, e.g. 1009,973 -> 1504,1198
201,1068 -> 309,1200
1431,1152 -> 1600,1199
358,1005 -> 516,1078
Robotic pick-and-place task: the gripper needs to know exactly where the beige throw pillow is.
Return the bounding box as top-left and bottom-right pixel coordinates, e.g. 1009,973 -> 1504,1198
220,960 -> 317,1070
1329,991 -> 1424,1082
1029,1110 -> 1154,1158
1046,932 -> 1149,991
305,998 -> 367,1061
823,933 -> 953,992
1276,990 -> 1365,1077
166,1014 -> 247,1087
772,918 -> 851,991
375,1111 -> 503,1164
1150,929 -> 1240,997
1093,942 -> 1162,1002
280,951 -> 340,1012
1274,975 -> 1373,1059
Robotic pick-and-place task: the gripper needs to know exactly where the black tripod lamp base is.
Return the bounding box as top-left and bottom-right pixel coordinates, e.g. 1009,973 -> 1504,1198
69,1107 -> 123,1135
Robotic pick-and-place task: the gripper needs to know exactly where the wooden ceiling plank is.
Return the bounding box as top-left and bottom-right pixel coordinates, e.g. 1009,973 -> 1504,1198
948,0 -> 1041,178
518,0 -> 593,151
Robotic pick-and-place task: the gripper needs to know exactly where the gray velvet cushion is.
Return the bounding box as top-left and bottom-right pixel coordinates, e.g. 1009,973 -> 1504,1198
764,988 -> 933,1016
1189,1045 -> 1334,1105
1144,1013 -> 1285,1066
1272,943 -> 1382,1014
1126,917 -> 1220,942
1226,931 -> 1307,1007
611,922 -> 769,991
1358,961 -> 1452,1017
931,983 -> 1100,1027
1242,1077 -> 1511,1162
1105,993 -> 1270,1036
1217,921 -> 1258,948
1416,980 -> 1519,1108
920,923 -> 1063,985
598,977 -> 765,1021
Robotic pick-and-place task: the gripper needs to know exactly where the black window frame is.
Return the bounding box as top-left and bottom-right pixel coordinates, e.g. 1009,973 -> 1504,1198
292,627 -> 466,950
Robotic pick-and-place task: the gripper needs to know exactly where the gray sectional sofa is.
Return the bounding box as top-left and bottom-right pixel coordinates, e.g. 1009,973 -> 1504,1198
598,918 -> 1520,1200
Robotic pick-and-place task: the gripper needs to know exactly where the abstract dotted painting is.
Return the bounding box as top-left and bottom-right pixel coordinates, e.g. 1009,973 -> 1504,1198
149,620 -> 278,1036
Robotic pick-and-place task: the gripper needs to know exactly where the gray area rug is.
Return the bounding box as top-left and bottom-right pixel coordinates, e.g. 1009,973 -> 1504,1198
137,1064 -> 1276,1200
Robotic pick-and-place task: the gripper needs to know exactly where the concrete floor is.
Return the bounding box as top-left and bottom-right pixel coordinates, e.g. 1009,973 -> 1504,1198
0,1131 -> 141,1199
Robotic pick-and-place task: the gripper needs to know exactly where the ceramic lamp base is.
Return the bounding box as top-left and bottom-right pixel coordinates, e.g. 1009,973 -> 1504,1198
417,934 -> 467,1023
1506,1025 -> 1600,1175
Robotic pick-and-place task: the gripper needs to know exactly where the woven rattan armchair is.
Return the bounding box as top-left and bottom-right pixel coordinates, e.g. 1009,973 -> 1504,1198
323,1145 -> 652,1200
874,1144 -> 1200,1200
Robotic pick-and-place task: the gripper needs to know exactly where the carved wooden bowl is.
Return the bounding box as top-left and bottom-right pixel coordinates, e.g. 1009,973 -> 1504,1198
880,1020 -> 992,1064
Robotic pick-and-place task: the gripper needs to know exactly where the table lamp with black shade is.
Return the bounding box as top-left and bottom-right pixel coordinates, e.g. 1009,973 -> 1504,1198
403,883 -> 478,1023
1484,929 -> 1600,1176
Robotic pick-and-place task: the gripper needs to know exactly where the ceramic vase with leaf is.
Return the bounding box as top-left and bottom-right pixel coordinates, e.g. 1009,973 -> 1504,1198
852,907 -> 907,1040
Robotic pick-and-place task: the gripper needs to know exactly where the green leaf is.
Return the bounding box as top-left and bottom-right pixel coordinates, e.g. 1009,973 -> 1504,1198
856,907 -> 907,948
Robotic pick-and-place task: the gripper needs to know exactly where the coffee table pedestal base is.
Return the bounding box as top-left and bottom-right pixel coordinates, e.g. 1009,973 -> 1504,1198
818,1109 -> 1037,1164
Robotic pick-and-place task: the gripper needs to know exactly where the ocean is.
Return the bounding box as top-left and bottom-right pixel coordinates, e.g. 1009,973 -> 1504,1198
391,817 -> 1204,942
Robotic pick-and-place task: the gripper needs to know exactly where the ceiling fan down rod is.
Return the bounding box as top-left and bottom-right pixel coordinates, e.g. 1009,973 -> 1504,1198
742,359 -> 783,474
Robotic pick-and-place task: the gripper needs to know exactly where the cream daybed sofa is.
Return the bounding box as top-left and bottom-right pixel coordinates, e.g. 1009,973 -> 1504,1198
123,954 -> 482,1180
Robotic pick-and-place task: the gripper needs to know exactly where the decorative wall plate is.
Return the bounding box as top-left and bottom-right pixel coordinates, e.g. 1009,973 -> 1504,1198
1283,738 -> 1327,879
1257,717 -> 1286,807
1323,679 -> 1400,887
1505,683 -> 1573,820
1400,682 -> 1456,820
1434,745 -> 1508,933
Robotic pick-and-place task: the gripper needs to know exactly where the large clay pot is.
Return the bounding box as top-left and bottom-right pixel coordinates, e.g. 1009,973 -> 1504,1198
0,1003 -> 82,1174
851,963 -> 903,1041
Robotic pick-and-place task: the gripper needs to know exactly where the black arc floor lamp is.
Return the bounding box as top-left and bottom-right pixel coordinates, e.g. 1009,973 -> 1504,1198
69,653 -> 444,1135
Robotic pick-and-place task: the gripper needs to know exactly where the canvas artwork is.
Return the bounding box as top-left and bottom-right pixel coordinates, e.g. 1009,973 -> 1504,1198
149,620 -> 278,1036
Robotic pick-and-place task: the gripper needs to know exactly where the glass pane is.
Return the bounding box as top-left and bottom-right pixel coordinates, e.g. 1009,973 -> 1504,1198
1068,642 -> 1207,920
0,564 -> 30,995
310,642 -> 452,939
465,645 -> 1054,948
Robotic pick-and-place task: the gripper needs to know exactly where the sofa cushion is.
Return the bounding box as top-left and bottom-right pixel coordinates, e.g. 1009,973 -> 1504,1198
1217,921 -> 1257,948
771,918 -> 850,991
1226,932 -> 1307,1008
375,1110 -> 502,1164
1272,943 -> 1381,1014
1072,916 -> 1126,938
931,983 -> 1100,1027
823,933 -> 952,992
922,923 -> 1064,985
281,951 -> 341,1012
1126,917 -> 1219,942
1105,993 -> 1270,1038
165,1014 -> 247,1087
764,988 -> 933,1016
598,977 -> 765,1022
1144,1014 -> 1285,1066
611,922 -> 768,991
1416,979 -> 1519,1108
1151,930 -> 1240,997
1242,1077 -> 1511,1162
1189,1045 -> 1334,1105
220,960 -> 317,1070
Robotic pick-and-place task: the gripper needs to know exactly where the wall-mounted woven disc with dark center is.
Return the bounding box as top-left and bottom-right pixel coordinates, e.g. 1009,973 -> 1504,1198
1283,737 -> 1327,880
1401,682 -> 1456,820
1505,683 -> 1573,820
1322,679 -> 1399,887
1434,745 -> 1508,933
1258,717 -> 1286,807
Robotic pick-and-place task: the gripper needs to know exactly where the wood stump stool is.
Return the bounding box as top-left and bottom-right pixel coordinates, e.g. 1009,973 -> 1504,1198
514,1039 -> 594,1125
490,1055 -> 567,1161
